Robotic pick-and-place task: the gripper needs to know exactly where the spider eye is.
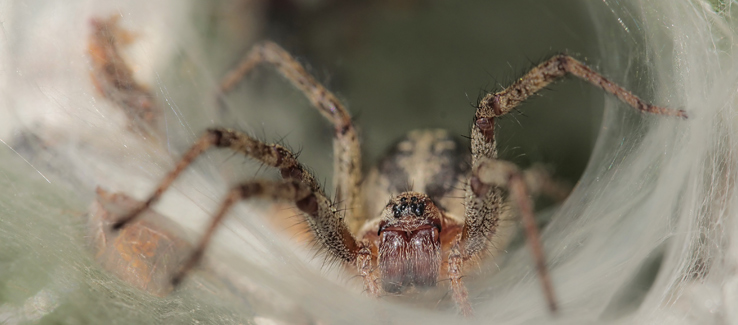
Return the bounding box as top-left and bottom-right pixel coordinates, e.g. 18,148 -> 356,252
392,204 -> 402,218
412,202 -> 425,216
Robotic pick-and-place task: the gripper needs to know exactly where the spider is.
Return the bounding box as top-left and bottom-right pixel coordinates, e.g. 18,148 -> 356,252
111,41 -> 687,317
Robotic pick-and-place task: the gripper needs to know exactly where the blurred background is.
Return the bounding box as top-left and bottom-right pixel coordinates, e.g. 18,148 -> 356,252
203,0 -> 607,185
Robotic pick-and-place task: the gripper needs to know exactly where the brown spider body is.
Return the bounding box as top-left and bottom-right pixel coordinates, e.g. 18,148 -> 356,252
359,130 -> 469,294
111,41 -> 686,317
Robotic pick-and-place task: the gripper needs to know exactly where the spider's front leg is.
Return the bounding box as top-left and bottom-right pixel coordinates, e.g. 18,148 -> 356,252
471,160 -> 556,309
451,158 -> 555,316
112,128 -> 361,284
111,41 -> 373,291
454,54 -> 686,316
478,54 -> 688,119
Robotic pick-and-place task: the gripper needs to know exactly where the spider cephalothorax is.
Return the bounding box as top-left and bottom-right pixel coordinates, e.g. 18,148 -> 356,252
112,41 -> 686,317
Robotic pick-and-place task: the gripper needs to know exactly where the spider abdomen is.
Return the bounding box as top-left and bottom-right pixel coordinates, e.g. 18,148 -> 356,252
376,129 -> 468,201
361,129 -> 470,226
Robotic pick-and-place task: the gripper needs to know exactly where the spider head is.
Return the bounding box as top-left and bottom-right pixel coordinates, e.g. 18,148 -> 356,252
378,192 -> 442,233
376,192 -> 443,293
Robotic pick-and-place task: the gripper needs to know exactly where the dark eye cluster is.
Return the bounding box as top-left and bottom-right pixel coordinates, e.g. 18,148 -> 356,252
392,196 -> 425,218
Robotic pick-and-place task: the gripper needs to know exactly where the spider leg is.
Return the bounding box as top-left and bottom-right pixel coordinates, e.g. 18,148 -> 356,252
459,54 -> 685,315
357,240 -> 380,297
113,128 -> 359,266
448,234 -> 473,317
171,179 -> 359,286
471,159 -> 557,313
457,159 -> 558,314
219,41 -> 364,233
112,131 -> 220,229
477,54 -> 687,119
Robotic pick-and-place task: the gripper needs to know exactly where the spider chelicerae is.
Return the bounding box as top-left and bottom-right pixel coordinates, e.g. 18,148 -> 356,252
111,41 -> 686,317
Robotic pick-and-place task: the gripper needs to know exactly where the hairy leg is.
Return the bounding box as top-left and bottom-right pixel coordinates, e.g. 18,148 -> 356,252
460,54 -> 687,314
172,179 -> 358,285
357,241 -> 380,297
448,235 -> 473,317
472,159 -> 557,312
477,54 -> 688,119
113,128 -> 359,266
464,55 -> 686,258
219,41 -> 364,232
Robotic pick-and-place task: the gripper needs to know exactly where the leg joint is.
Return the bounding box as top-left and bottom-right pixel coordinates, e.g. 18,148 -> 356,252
206,128 -> 230,147
296,193 -> 319,215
